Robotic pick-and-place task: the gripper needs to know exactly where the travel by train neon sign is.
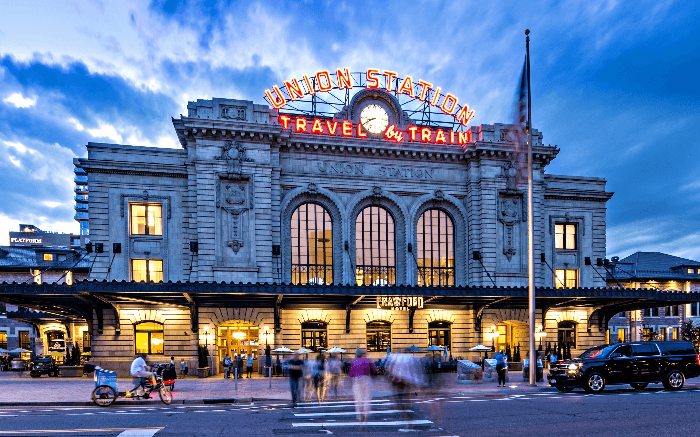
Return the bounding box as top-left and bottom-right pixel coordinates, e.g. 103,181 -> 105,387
265,69 -> 476,144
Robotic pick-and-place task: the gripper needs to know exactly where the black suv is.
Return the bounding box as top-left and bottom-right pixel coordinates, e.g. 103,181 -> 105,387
29,356 -> 60,378
548,341 -> 700,393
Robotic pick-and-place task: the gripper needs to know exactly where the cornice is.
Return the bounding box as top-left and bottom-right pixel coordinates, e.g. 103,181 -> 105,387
81,160 -> 187,178
545,188 -> 614,202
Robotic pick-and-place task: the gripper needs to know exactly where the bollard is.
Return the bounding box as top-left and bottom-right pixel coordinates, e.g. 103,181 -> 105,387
234,367 -> 238,390
268,366 -> 272,389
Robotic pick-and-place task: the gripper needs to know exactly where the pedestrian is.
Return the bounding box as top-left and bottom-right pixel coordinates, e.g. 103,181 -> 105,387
223,353 -> 232,379
170,356 -> 175,367
288,351 -> 304,407
237,354 -> 244,379
180,359 -> 185,377
495,349 -> 508,387
313,354 -> 326,403
328,354 -> 342,397
246,354 -> 254,378
349,350 -> 377,423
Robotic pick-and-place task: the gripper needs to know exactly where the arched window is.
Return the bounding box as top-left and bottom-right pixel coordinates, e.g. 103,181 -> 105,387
558,321 -> 576,349
356,206 -> 395,286
428,321 -> 451,348
135,322 -> 164,354
301,321 -> 328,351
291,203 -> 333,285
417,209 -> 455,286
366,321 -> 391,352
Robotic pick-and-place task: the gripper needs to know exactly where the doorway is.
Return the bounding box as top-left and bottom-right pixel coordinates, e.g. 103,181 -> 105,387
216,321 -> 259,365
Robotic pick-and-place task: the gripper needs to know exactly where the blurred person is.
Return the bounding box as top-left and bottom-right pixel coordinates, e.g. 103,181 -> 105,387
349,350 -> 377,422
222,353 -> 232,379
495,349 -> 508,387
313,354 -> 327,403
303,358 -> 317,402
129,353 -> 155,398
180,358 -> 186,377
288,351 -> 304,407
236,354 -> 244,379
328,354 -> 343,397
386,354 -> 425,421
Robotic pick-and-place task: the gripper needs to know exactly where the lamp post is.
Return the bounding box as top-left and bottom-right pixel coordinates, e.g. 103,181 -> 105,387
264,326 -> 270,346
490,325 -> 500,352
535,325 -> 547,350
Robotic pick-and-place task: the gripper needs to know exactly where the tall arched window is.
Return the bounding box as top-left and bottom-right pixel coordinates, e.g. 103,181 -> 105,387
366,321 -> 391,352
291,203 -> 333,285
301,321 -> 328,351
355,206 -> 395,286
417,209 -> 455,286
428,321 -> 451,347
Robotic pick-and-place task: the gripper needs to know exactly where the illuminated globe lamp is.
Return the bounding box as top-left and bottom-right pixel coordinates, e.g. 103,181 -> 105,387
489,325 -> 500,352
535,325 -> 547,349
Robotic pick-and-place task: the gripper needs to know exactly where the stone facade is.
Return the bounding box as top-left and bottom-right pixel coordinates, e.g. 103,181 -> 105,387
76,94 -> 613,374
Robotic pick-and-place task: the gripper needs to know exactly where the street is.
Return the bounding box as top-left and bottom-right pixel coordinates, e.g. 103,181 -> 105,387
2,385 -> 700,436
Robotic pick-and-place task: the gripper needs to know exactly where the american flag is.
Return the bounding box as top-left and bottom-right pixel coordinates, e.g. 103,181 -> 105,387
506,57 -> 528,187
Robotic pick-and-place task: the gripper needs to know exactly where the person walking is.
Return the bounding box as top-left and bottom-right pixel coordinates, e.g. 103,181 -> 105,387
246,354 -> 254,378
495,349 -> 508,387
349,350 -> 377,423
180,359 -> 186,377
223,354 -> 232,379
288,351 -> 304,407
313,354 -> 326,403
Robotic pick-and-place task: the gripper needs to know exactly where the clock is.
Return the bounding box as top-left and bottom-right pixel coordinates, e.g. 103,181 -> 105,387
360,104 -> 389,134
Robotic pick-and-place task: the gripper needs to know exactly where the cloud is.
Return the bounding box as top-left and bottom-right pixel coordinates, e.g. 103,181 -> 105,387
3,92 -> 36,108
87,120 -> 123,143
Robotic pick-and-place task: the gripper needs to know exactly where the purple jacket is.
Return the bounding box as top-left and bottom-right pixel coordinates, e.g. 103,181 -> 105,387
349,357 -> 377,378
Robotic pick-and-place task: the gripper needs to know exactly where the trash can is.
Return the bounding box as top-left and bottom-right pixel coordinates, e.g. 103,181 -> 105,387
522,358 -> 543,382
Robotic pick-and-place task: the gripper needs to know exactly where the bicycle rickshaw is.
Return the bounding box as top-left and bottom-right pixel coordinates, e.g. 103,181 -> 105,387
90,364 -> 173,407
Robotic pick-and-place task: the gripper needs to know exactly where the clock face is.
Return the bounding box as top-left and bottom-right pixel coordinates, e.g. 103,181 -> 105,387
360,104 -> 389,134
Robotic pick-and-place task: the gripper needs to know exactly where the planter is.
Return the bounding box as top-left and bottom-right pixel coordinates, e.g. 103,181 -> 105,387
197,367 -> 209,378
59,366 -> 84,377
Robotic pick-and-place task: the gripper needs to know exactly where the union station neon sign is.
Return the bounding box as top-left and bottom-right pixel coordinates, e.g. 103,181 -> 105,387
266,68 -> 476,144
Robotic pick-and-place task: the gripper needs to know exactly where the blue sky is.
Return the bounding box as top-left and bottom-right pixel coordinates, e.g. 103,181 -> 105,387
1,0 -> 699,260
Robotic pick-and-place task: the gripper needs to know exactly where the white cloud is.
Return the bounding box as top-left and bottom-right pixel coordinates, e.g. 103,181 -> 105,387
87,120 -> 123,143
3,140 -> 38,155
3,92 -> 37,108
68,117 -> 85,131
41,201 -> 63,208
8,156 -> 21,167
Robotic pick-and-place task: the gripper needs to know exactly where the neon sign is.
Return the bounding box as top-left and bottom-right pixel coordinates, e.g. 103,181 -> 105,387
376,296 -> 424,311
265,68 -> 475,127
278,115 -> 473,145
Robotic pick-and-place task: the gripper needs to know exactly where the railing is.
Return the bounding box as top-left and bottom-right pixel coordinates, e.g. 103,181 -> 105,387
74,212 -> 89,219
74,175 -> 88,183
74,194 -> 88,201
74,185 -> 88,193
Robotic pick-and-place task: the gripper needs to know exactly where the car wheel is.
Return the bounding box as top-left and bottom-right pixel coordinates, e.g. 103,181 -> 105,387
556,386 -> 574,392
663,369 -> 685,390
630,383 -> 648,390
583,372 -> 605,393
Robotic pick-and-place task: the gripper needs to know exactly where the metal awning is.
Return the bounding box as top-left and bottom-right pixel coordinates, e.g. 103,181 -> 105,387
2,281 -> 699,333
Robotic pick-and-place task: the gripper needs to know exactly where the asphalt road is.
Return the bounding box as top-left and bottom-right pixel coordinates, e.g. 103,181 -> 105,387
2,385 -> 700,436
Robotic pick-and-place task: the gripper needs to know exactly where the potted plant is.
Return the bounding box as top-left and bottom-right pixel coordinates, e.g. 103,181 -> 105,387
197,345 -> 209,378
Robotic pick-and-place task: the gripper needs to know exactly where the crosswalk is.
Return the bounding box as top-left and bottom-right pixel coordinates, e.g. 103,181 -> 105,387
273,399 -> 444,434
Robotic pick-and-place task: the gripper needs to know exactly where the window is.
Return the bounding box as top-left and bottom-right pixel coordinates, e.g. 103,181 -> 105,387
692,303 -> 699,317
555,269 -> 577,288
632,344 -> 659,356
555,223 -> 576,250
83,330 -> 91,352
130,203 -> 162,235
557,321 -> 576,349
65,271 -> 73,286
617,328 -> 626,343
0,331 -> 6,349
291,204 -> 333,285
366,321 -> 391,352
355,206 -> 395,286
688,268 -> 695,274
417,209 -> 455,286
670,327 -> 679,341
613,345 -> 631,357
642,327 -> 654,341
301,321 -> 328,352
644,308 -> 659,317
19,331 -> 30,350
664,306 -> 679,317
43,253 -> 54,261
428,321 -> 451,347
33,270 -> 41,285
135,322 -> 164,354
131,259 -> 163,282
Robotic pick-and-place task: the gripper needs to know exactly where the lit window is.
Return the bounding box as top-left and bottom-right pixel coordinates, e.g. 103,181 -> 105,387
688,268 -> 695,274
33,270 -> 41,285
555,223 -> 576,250
301,321 -> 328,352
555,269 -> 577,288
19,331 -> 30,349
355,206 -> 395,286
131,259 -> 163,282
417,209 -> 455,286
291,204 -> 333,285
130,204 -> 162,235
557,321 -> 576,349
135,322 -> 164,354
366,321 -> 391,352
429,321 -> 451,347
617,328 -> 625,343
43,253 -> 54,261
65,271 -> 73,285
0,332 -> 6,349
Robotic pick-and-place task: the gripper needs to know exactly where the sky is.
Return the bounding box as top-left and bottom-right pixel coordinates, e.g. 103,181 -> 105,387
0,0 -> 699,260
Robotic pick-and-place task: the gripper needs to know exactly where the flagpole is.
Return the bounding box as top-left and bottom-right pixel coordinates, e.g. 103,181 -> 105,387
525,29 -> 536,386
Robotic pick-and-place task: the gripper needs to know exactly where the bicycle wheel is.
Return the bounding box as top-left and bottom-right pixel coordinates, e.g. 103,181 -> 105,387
159,385 -> 173,405
92,385 -> 117,407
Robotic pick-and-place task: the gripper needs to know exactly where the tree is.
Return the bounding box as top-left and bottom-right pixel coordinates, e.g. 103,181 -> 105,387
681,321 -> 700,349
197,345 -> 209,368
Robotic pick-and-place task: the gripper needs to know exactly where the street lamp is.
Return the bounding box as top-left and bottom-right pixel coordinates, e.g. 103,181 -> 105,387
535,324 -> 547,349
489,325 -> 500,352
264,326 -> 270,346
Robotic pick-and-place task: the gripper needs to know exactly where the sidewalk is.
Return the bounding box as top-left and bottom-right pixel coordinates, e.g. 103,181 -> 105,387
0,371 -> 561,407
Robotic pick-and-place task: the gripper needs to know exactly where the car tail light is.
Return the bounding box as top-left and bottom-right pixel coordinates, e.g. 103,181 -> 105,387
696,354 -> 700,366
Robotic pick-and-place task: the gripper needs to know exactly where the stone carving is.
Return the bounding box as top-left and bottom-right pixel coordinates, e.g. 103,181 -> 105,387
220,106 -> 246,120
222,206 -> 247,255
307,182 -> 318,194
371,186 -> 382,197
501,160 -> 520,191
225,184 -> 245,205
434,190 -> 444,200
498,197 -> 521,262
228,240 -> 244,254
218,140 -> 253,176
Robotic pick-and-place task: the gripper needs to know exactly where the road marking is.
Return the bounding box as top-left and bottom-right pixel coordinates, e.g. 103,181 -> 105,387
0,428 -> 162,435
294,410 -> 411,417
117,430 -> 161,437
293,419 -> 433,428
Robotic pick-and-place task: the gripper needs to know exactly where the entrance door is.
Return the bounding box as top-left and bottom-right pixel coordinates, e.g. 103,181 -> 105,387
217,322 -> 259,365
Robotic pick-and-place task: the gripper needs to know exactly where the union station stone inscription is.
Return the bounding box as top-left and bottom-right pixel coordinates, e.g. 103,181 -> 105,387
315,161 -> 434,179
